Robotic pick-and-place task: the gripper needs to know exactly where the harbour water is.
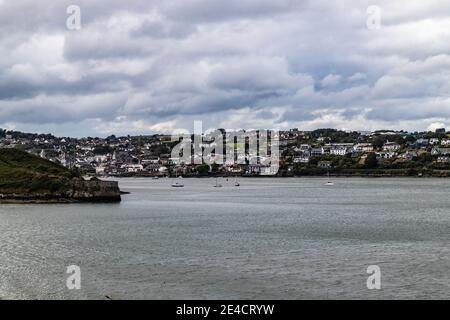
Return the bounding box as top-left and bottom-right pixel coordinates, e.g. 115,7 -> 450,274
1,177 -> 450,300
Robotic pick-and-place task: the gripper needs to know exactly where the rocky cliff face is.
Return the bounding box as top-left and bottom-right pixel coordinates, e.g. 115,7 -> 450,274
70,179 -> 122,202
0,148 -> 122,203
0,178 -> 122,203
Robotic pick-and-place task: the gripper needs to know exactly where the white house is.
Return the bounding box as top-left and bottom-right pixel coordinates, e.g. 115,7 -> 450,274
247,164 -> 276,175
376,151 -> 397,159
383,142 -> 401,152
125,164 -> 144,173
398,150 -> 418,160
429,138 -> 440,145
330,146 -> 352,156
353,143 -> 374,152
294,156 -> 310,163
416,139 -> 429,147
311,148 -> 323,156
169,157 -> 181,165
437,156 -> 450,163
431,147 -> 450,156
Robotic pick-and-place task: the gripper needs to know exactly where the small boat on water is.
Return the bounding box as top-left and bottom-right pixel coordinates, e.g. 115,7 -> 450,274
171,181 -> 184,188
234,177 -> 240,187
152,176 -> 159,180
214,177 -> 223,188
324,172 -> 334,186
171,169 -> 184,187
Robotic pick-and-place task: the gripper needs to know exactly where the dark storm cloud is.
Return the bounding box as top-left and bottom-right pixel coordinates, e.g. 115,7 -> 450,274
161,0 -> 306,23
0,0 -> 450,135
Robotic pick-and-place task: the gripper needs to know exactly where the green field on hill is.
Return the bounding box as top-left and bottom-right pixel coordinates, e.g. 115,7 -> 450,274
0,148 -> 81,194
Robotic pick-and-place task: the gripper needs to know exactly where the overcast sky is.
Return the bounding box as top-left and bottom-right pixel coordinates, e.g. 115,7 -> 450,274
1,0 -> 450,137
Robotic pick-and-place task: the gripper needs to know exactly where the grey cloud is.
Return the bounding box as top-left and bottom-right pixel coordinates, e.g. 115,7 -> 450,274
161,0 -> 307,23
0,93 -> 127,124
63,31 -> 151,61
130,20 -> 197,39
366,98 -> 450,122
208,56 -> 313,92
0,0 -> 450,135
0,0 -> 153,34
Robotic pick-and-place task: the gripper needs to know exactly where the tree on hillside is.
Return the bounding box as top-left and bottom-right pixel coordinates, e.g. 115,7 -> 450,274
94,145 -> 113,155
195,164 -> 210,175
364,153 -> 378,169
372,136 -> 385,150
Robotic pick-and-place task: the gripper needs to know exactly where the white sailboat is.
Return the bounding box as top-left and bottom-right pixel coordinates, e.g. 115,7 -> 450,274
214,177 -> 223,188
325,172 -> 334,186
171,169 -> 184,188
234,176 -> 240,187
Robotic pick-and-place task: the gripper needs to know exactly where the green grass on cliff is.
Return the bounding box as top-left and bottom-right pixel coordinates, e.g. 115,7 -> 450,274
0,148 -> 81,194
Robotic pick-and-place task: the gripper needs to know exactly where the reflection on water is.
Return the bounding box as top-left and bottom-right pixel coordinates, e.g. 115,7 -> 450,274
1,177 -> 450,300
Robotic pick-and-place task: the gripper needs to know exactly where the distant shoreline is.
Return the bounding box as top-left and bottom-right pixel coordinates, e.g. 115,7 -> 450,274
107,174 -> 450,179
0,196 -> 122,204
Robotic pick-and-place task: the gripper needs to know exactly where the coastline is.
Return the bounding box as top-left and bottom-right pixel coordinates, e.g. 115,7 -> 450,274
0,197 -> 121,204
0,180 -> 122,204
0,149 -> 122,204
105,172 -> 450,179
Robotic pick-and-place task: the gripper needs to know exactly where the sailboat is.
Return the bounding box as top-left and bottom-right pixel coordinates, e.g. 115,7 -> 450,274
325,171 -> 334,186
234,176 -> 240,187
171,169 -> 184,188
214,177 -> 223,188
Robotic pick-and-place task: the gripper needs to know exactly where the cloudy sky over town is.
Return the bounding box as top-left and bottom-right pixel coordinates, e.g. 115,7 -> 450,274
1,0 -> 450,137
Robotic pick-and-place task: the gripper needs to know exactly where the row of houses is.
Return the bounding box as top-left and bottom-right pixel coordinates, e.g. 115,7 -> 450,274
293,142 -> 402,163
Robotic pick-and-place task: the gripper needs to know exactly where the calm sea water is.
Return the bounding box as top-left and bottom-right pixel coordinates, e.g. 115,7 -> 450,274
1,177 -> 450,300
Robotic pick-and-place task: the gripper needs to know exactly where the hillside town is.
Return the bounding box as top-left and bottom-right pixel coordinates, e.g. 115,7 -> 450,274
1,127 -> 450,177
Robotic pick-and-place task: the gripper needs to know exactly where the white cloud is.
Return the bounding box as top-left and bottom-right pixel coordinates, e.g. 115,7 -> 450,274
321,74 -> 342,88
348,73 -> 367,82
427,122 -> 447,131
0,0 -> 449,136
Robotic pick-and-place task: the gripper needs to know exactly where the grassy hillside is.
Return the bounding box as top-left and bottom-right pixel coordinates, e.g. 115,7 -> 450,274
0,148 -> 81,194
